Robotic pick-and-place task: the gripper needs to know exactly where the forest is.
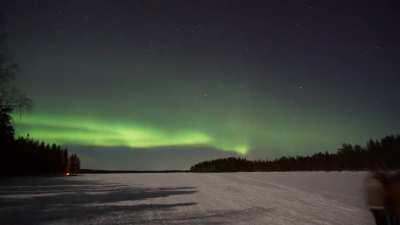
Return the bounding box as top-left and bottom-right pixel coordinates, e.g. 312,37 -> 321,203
0,31 -> 80,176
0,135 -> 80,176
190,135 -> 400,172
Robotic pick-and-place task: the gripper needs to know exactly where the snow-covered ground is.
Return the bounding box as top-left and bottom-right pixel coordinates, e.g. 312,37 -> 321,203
0,172 -> 374,225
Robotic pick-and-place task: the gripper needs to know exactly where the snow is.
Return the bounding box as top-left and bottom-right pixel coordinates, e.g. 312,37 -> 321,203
0,172 -> 374,225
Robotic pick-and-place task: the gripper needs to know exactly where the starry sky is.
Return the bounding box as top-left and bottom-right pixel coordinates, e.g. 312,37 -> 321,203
2,0 -> 400,170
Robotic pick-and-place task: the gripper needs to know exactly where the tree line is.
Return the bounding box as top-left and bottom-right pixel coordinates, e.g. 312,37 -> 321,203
190,135 -> 400,172
0,27 -> 80,176
1,136 -> 81,176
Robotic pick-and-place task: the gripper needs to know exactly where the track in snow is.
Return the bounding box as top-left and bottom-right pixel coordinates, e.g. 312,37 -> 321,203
0,172 -> 374,225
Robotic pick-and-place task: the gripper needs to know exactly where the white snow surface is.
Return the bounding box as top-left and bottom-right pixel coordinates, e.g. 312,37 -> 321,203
0,172 -> 375,225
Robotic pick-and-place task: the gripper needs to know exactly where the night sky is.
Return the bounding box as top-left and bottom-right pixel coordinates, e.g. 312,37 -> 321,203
3,0 -> 400,169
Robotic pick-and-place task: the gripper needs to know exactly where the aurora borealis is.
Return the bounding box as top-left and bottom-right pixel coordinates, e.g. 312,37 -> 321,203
3,0 -> 400,169
15,114 -> 248,155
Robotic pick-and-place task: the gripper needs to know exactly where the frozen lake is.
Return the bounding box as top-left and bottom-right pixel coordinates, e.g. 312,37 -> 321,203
0,172 -> 374,225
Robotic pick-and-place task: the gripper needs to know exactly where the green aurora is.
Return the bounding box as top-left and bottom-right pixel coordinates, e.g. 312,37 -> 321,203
14,114 -> 250,155
5,0 -> 400,166
12,104 -> 387,158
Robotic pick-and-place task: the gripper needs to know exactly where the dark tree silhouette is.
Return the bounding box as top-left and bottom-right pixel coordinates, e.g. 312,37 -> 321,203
190,135 -> 400,172
0,105 -> 14,144
0,17 -> 31,143
3,136 -> 80,176
0,23 -> 80,177
69,154 -> 81,175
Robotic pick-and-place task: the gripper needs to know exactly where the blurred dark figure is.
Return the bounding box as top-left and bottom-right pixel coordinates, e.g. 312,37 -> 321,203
366,171 -> 400,225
